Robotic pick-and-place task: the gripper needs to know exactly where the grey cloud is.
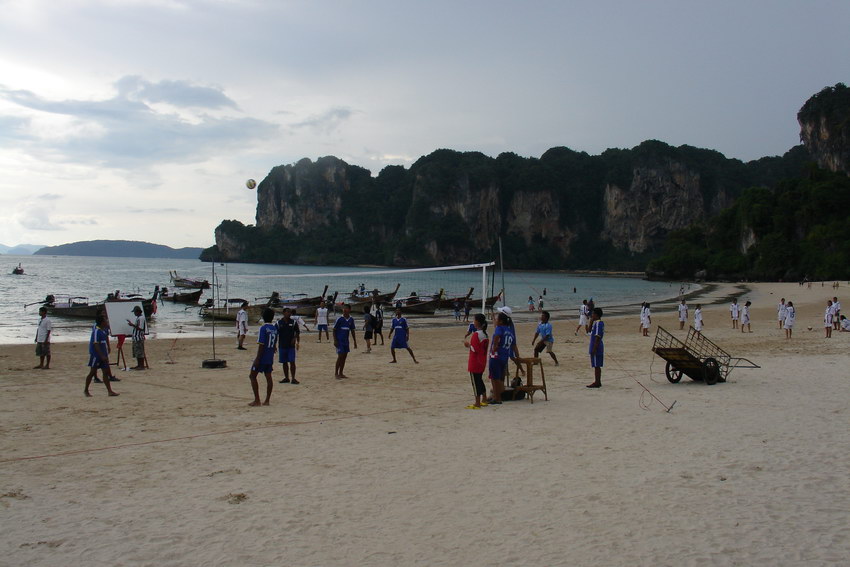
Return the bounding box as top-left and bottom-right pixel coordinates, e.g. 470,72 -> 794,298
37,193 -> 63,201
16,208 -> 65,231
116,76 -> 237,109
128,207 -> 193,214
291,107 -> 355,133
0,78 -> 278,169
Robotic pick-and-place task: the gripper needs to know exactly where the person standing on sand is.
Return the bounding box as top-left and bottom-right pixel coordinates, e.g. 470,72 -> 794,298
277,308 -> 300,384
84,314 -> 118,397
34,306 -> 52,369
236,301 -> 249,350
778,298 -> 787,330
372,302 -> 385,346
362,305 -> 375,354
730,299 -> 740,330
832,297 -> 841,331
315,301 -> 330,343
463,299 -> 471,323
784,301 -> 795,339
642,303 -> 652,337
527,295 -> 535,311
126,306 -> 147,370
333,304 -> 357,379
587,308 -> 604,388
487,312 -> 513,404
741,301 -> 752,333
576,299 -> 589,336
463,313 -> 489,409
824,300 -> 834,338
248,308 -> 277,406
389,308 -> 419,364
532,310 -> 559,365
693,304 -> 704,336
678,299 -> 688,330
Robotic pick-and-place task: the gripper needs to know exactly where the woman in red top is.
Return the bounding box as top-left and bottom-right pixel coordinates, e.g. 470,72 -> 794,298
463,313 -> 489,409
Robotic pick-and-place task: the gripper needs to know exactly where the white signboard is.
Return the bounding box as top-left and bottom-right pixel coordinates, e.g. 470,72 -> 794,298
104,301 -> 147,337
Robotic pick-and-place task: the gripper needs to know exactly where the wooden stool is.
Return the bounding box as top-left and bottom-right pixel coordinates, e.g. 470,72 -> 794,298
512,357 -> 548,403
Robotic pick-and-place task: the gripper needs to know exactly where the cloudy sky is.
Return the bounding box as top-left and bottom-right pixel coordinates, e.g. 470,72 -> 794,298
1,0 -> 848,249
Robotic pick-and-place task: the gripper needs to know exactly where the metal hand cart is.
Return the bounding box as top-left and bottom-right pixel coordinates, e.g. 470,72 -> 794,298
652,326 -> 760,385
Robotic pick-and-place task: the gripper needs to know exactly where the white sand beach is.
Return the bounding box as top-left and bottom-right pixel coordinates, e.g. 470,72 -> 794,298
1,282 -> 848,566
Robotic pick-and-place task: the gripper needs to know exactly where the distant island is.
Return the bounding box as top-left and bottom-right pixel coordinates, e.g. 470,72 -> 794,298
0,243 -> 45,255
34,240 -> 204,259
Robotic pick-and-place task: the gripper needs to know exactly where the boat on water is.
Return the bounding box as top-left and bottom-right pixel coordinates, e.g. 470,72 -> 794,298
40,292 -> 158,319
389,289 -> 443,315
169,270 -> 211,290
437,287 -> 474,310
346,283 -> 401,305
162,288 -> 203,304
11,263 -> 24,275
469,289 -> 503,310
201,302 -> 318,321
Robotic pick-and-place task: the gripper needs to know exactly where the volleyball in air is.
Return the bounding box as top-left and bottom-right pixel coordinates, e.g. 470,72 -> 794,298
246,179 -> 257,190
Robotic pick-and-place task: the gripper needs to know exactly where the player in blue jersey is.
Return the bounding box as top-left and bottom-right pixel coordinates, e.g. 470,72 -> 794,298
388,308 -> 419,364
532,310 -> 559,365
333,304 -> 357,379
276,308 -> 300,384
84,314 -> 119,397
487,311 -> 515,404
587,307 -> 604,388
249,308 -> 278,406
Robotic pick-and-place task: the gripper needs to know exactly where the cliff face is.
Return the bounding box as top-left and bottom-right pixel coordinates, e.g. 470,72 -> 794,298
211,140 -> 807,268
798,83 -> 850,175
602,163 -> 706,253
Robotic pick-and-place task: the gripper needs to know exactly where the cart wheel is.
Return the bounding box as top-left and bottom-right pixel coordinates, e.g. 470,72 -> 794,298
665,362 -> 683,383
703,358 -> 720,385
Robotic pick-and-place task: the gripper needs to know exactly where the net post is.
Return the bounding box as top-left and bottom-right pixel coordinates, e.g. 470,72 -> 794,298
481,264 -> 487,313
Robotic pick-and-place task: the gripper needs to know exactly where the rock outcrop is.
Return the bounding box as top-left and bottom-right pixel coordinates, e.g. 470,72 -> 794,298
798,83 -> 850,175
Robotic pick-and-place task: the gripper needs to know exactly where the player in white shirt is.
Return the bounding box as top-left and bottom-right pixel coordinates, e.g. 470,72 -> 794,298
831,297 -> 841,331
678,299 -> 688,330
642,303 -> 652,337
693,304 -> 703,336
777,298 -> 787,329
236,302 -> 249,350
783,301 -> 795,339
315,301 -> 330,343
730,299 -> 740,329
741,300 -> 752,333
824,300 -> 834,338
575,300 -> 589,336
638,302 -> 647,334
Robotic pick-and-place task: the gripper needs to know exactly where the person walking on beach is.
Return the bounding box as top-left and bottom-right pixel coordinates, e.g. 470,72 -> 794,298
730,299 -> 740,330
642,303 -> 652,337
34,306 -> 52,369
463,313 -> 489,409
537,295 -> 544,311
126,305 -> 147,370
333,304 -> 357,379
832,297 -> 841,330
315,301 -> 330,343
741,301 -> 752,333
693,304 -> 704,336
463,299 -> 471,323
784,301 -> 795,339
678,299 -> 688,330
532,310 -> 559,365
389,308 -> 419,364
587,307 -> 604,388
277,308 -> 300,384
778,298 -> 787,330
362,306 -> 376,353
372,302 -> 385,346
248,308 -> 277,406
824,300 -> 834,338
84,314 -> 119,397
576,299 -> 589,336
236,301 -> 249,350
527,295 -> 536,311
638,302 -> 646,334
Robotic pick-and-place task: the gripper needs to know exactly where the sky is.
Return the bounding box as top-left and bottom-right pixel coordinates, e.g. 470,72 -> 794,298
1,0 -> 848,249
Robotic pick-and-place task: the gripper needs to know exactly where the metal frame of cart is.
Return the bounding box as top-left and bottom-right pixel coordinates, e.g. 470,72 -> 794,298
652,326 -> 760,385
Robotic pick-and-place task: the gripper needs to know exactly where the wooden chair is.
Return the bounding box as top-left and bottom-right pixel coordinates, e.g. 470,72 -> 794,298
512,357 -> 548,403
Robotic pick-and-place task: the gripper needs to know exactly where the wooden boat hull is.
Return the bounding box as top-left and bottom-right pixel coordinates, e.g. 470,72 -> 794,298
397,299 -> 439,315
164,290 -> 203,303
201,303 -> 316,321
45,297 -> 155,319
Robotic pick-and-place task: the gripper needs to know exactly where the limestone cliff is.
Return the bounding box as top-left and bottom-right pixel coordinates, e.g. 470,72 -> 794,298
798,83 -> 850,175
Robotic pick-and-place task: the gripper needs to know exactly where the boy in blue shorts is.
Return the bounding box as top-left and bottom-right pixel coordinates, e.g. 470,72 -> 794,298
333,304 -> 357,379
388,308 -> 419,364
587,307 -> 604,388
249,308 -> 278,406
84,314 -> 119,397
277,308 -> 300,384
487,311 -> 514,404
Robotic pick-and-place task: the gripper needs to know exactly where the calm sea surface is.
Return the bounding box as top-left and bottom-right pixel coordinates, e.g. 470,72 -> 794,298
1,255 -> 691,344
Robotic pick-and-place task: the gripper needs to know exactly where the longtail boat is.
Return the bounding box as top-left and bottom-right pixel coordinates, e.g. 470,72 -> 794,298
163,289 -> 203,303
347,283 -> 401,305
169,270 -> 211,290
437,287 -> 474,310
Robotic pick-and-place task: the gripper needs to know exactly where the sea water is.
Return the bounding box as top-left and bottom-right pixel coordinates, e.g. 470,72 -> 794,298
0,255 -> 691,344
